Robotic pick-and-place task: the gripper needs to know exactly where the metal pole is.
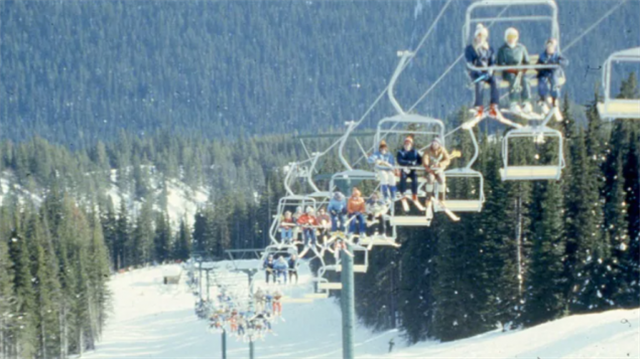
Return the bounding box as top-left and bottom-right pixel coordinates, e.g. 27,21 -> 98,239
341,244 -> 355,359
247,270 -> 256,359
221,329 -> 227,359
198,262 -> 203,299
206,270 -> 211,301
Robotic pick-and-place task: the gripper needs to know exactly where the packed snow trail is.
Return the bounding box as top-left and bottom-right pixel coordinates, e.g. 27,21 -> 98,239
83,262 -> 395,359
84,263 -> 639,358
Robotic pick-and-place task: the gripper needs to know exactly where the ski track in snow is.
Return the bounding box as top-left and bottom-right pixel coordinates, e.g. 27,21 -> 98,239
83,262 -> 640,359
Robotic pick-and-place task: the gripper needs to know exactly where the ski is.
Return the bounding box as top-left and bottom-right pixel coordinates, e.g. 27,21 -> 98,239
425,197 -> 434,226
401,197 -> 410,212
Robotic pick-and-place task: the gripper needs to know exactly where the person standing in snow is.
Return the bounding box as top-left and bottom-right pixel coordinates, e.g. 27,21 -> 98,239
263,254 -> 275,283
368,140 -> 398,201
465,23 -> 500,118
288,254 -> 299,284
397,137 -> 422,202
422,137 -> 451,200
296,206 -> 319,248
347,187 -> 367,237
279,211 -> 295,244
497,27 -> 533,114
536,38 -> 568,119
328,191 -> 347,233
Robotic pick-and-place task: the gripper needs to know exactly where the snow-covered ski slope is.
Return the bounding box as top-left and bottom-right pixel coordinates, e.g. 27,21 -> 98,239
84,262 -> 639,359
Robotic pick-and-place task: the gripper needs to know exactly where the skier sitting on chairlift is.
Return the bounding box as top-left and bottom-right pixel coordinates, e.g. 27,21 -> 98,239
273,256 -> 288,284
347,187 -> 367,238
422,137 -> 451,201
465,23 -> 500,118
497,27 -> 533,115
366,192 -> 387,237
292,206 -> 304,243
279,211 -> 295,244
288,254 -> 299,284
316,207 -> 332,245
263,254 -> 275,283
368,140 -> 398,201
397,136 -> 422,203
296,206 -> 319,248
272,288 -> 283,316
328,191 -> 347,233
536,38 -> 568,120
254,288 -> 266,312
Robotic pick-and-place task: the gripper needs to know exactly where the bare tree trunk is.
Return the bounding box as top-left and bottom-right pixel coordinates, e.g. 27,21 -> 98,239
515,196 -> 524,297
41,315 -> 47,359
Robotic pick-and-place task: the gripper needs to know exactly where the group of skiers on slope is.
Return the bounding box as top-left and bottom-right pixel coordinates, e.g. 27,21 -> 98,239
368,136 -> 451,202
465,24 -> 568,119
263,253 -> 299,284
207,288 -> 283,342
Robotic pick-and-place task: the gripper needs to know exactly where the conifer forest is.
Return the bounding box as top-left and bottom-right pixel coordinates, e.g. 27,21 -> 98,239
0,0 -> 638,357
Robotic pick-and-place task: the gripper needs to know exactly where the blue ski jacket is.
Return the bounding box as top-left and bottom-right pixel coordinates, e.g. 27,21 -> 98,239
274,260 -> 287,272
465,44 -> 496,78
328,197 -> 347,215
397,148 -> 422,167
537,51 -> 568,78
368,151 -> 396,171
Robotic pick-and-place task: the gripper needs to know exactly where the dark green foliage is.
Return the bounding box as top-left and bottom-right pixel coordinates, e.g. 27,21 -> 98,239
153,212 -> 171,263
173,220 -> 191,262
2,193 -> 111,358
522,180 -> 566,326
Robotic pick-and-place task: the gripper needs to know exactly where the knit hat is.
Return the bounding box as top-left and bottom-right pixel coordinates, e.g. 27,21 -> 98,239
505,27 -> 519,43
379,140 -> 388,149
474,24 -> 488,39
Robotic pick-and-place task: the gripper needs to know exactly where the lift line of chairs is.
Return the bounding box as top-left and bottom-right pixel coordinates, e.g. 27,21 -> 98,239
262,0 -> 640,300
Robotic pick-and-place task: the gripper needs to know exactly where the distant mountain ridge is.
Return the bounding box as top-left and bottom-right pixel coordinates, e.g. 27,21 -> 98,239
0,0 -> 638,147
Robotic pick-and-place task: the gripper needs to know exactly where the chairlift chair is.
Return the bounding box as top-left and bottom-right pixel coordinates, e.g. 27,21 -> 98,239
463,0 -> 565,90
375,115 -> 450,226
441,127 -> 485,212
334,243 -> 369,273
597,47 -> 640,120
500,124 -> 565,180
268,195 -> 318,246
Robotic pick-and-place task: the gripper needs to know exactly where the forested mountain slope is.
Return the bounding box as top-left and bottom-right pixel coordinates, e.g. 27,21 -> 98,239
1,0 -> 639,147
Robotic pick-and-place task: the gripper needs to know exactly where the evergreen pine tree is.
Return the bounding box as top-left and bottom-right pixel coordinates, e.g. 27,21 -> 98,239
173,219 -> 191,261
570,98 -> 609,312
116,198 -> 131,268
8,211 -> 38,358
153,212 -> 171,263
0,207 -> 16,359
26,213 -> 62,359
522,181 -> 565,327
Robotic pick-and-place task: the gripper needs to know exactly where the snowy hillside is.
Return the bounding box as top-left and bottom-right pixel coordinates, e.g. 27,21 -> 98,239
84,262 -> 639,359
0,169 -> 209,231
106,169 -> 209,230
